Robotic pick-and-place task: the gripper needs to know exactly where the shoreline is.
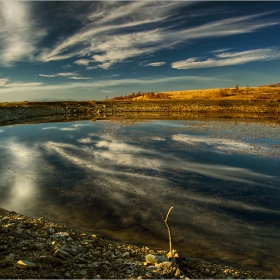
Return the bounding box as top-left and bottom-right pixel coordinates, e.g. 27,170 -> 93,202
0,207 -> 278,279
1,100 -> 280,127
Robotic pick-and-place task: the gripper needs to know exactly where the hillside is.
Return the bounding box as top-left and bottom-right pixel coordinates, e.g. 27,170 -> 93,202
108,85 -> 280,102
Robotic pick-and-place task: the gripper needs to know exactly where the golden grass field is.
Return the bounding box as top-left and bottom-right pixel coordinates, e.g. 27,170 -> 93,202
134,85 -> 280,101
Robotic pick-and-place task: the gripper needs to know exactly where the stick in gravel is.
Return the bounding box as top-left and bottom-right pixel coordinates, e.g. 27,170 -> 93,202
161,206 -> 175,259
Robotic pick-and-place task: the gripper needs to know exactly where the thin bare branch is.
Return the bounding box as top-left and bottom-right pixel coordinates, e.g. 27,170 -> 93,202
161,206 -> 174,258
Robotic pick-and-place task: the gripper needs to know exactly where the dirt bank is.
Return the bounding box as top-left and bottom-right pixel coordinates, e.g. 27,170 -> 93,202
1,100 -> 280,126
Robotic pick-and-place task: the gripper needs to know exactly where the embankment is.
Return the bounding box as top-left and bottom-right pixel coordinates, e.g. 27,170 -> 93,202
1,100 -> 280,126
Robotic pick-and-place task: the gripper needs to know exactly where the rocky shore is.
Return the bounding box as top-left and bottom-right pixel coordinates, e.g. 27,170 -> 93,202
1,100 -> 280,127
0,207 -> 277,279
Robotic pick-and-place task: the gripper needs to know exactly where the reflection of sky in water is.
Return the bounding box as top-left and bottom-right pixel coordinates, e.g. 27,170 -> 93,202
0,119 -> 280,275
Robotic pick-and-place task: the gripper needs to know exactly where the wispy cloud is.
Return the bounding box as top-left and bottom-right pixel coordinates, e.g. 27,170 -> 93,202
74,59 -> 91,66
5,82 -> 43,88
39,72 -> 91,80
56,72 -> 78,77
69,76 -> 91,80
0,2 -> 46,66
0,77 -> 43,87
209,48 -> 233,54
0,2 -> 278,71
147,62 -> 166,67
0,78 -> 9,86
171,48 -> 280,69
39,74 -> 56,78
37,4 -> 279,70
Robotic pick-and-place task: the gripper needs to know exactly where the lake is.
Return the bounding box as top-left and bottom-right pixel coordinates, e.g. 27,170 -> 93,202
0,118 -> 280,275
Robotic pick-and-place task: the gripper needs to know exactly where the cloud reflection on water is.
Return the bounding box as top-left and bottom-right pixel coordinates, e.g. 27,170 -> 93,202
172,133 -> 280,156
0,140 -> 46,215
0,120 -> 280,274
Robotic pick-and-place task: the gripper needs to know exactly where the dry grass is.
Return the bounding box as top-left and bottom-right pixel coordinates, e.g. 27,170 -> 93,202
160,86 -> 280,101
129,86 -> 280,102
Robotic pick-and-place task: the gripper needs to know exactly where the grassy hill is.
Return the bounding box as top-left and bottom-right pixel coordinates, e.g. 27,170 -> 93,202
109,85 -> 280,102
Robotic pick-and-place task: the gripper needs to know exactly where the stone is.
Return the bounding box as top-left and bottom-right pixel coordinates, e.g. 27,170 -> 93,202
93,274 -> 101,279
15,260 -> 37,269
122,252 -> 130,258
145,254 -> 168,265
79,269 -> 87,276
51,232 -> 70,238
147,261 -> 181,279
49,227 -> 55,234
54,248 -> 71,259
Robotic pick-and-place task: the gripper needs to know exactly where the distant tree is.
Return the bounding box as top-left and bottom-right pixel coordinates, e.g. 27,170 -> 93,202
235,84 -> 239,93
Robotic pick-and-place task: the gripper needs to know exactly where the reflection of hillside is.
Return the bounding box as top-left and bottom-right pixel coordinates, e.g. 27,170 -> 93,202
1,100 -> 280,127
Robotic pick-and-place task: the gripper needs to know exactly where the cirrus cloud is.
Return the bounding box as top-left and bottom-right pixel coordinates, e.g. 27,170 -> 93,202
147,62 -> 166,67
171,48 -> 280,69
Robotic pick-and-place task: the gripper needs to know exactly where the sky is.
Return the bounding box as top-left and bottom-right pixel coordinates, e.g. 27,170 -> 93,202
0,1 -> 280,102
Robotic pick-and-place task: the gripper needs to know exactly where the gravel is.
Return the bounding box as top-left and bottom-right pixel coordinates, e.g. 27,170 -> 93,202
0,207 -> 277,279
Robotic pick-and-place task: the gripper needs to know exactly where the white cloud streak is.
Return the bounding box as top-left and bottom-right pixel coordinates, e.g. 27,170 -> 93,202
171,48 -> 280,69
38,5 -> 279,69
74,59 -> 91,66
147,62 -> 166,67
56,72 -> 78,77
0,2 -> 278,71
0,2 -> 46,66
39,72 -> 91,80
39,74 -> 56,78
69,76 -> 91,80
0,78 -> 9,86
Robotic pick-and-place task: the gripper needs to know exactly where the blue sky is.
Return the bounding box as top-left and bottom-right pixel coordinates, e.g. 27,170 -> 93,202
0,1 -> 280,102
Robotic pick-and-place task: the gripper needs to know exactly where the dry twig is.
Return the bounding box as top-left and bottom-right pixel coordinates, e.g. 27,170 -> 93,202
161,206 -> 177,259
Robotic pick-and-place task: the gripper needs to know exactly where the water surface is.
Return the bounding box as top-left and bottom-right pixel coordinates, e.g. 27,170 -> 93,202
0,119 -> 280,275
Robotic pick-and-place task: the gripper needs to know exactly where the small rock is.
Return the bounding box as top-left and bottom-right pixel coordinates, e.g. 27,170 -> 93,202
49,227 -> 55,234
204,268 -> 210,275
79,269 -> 87,276
54,248 -> 71,259
122,252 -> 130,258
93,274 -> 101,279
51,232 -> 70,238
15,260 -> 37,269
145,254 -> 168,264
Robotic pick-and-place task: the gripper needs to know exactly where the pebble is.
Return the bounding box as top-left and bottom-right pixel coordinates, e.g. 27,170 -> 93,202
15,260 -> 37,269
54,248 -> 71,259
122,252 -> 130,258
50,232 -> 70,238
145,254 -> 168,264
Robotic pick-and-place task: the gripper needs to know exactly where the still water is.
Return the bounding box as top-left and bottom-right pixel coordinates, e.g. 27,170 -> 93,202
0,119 -> 280,275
